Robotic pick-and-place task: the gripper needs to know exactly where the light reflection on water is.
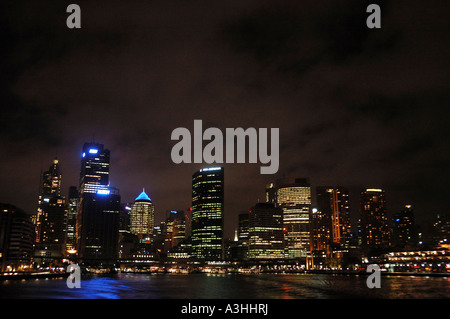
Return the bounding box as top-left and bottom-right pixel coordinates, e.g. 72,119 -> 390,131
0,273 -> 449,299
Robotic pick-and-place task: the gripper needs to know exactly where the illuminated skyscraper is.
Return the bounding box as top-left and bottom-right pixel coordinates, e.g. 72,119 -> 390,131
237,212 -> 250,260
130,190 -> 155,243
35,159 -> 67,260
274,178 -> 311,259
165,210 -> 186,251
248,203 -> 284,259
65,186 -> 78,254
79,143 -> 110,194
360,188 -> 389,253
317,187 -> 351,246
191,167 -> 224,260
310,207 -> 330,260
77,143 -> 120,266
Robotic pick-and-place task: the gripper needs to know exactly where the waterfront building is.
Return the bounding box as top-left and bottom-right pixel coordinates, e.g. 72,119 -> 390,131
0,203 -> 34,272
248,203 -> 284,259
360,188 -> 390,254
77,143 -> 120,266
35,159 -> 68,261
191,167 -> 224,260
237,212 -> 250,260
165,210 -> 186,251
273,178 -> 311,259
130,190 -> 155,243
312,187 -> 351,256
65,186 -> 78,254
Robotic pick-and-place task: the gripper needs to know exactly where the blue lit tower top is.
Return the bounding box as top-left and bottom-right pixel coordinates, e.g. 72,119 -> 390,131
79,143 -> 110,194
135,189 -> 152,202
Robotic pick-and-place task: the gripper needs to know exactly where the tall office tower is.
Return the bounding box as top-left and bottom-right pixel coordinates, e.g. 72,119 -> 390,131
316,187 -> 351,248
65,186 -> 78,254
79,143 -> 110,194
275,178 -> 311,259
360,188 -> 390,253
0,203 -> 35,272
310,207 -> 331,260
130,190 -> 155,243
77,143 -> 120,266
191,167 -> 224,260
35,159 -> 67,260
164,210 -> 186,251
248,203 -> 284,259
392,205 -> 417,249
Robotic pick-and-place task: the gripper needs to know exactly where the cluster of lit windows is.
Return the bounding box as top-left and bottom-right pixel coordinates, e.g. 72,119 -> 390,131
130,202 -> 155,239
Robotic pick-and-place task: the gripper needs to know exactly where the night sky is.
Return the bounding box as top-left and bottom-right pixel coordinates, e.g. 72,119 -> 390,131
1,0 -> 449,238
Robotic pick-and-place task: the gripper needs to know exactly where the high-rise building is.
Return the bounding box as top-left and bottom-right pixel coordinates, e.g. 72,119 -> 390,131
392,205 -> 417,249
0,203 -> 35,272
274,178 -> 311,259
65,186 -> 78,254
310,207 -> 330,260
248,203 -> 284,259
77,143 -> 120,266
315,187 -> 351,247
79,143 -> 110,194
165,210 -> 186,252
237,212 -> 250,260
360,188 -> 389,253
35,159 -> 67,260
130,190 -> 155,243
191,167 -> 224,260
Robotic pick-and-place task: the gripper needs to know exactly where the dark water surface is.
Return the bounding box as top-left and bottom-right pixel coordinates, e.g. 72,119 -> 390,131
0,273 -> 449,299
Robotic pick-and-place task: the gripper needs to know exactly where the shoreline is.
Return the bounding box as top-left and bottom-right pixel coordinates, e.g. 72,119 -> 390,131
1,270 -> 448,281
0,272 -> 69,281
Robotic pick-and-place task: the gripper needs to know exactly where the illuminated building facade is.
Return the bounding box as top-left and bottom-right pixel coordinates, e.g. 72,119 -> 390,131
310,207 -> 330,260
130,190 -> 155,243
360,188 -> 390,253
191,167 -> 224,260
35,159 -> 67,260
237,212 -> 249,260
79,143 -> 110,194
65,186 -> 78,254
248,203 -> 284,259
165,210 -> 186,251
77,143 -> 120,266
274,178 -> 311,259
314,187 -> 351,249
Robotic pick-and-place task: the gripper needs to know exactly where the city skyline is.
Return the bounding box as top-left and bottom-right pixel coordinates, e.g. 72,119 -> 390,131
0,143 -> 447,241
1,1 -> 449,242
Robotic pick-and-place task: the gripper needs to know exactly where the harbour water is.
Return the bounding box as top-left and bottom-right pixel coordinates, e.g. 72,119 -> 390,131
0,272 -> 449,299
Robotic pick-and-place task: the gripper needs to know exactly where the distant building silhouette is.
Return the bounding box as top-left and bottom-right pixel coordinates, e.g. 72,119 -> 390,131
0,203 -> 34,272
